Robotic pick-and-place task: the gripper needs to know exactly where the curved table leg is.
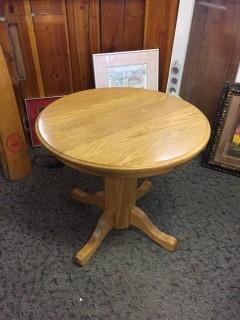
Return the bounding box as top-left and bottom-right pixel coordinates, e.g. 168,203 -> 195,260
137,180 -> 152,200
73,176 -> 177,266
71,188 -> 104,208
75,211 -> 114,266
71,180 -> 152,210
130,206 -> 177,251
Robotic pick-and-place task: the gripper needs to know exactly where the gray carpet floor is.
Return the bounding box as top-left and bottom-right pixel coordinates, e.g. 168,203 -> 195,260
0,151 -> 239,320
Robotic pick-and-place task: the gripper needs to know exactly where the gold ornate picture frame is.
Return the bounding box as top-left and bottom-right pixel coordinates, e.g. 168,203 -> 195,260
93,49 -> 159,90
202,83 -> 240,176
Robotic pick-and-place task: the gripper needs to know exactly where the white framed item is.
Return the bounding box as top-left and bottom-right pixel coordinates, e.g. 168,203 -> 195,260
93,49 -> 159,90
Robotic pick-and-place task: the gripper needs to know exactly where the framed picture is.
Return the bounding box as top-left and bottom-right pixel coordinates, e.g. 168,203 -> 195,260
25,96 -> 62,147
93,49 -> 159,90
202,82 -> 240,176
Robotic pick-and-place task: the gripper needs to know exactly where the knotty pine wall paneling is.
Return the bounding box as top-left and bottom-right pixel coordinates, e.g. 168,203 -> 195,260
66,0 -> 100,91
30,0 -> 73,96
124,0 -> 145,51
101,0 -> 125,52
101,0 -> 145,53
0,0 -> 180,121
144,0 -> 179,91
0,0 -> 4,15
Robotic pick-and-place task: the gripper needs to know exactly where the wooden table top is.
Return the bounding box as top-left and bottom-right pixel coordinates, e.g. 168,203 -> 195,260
36,88 -> 211,177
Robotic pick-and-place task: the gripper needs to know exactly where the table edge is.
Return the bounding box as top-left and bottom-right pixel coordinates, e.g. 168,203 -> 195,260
35,115 -> 211,178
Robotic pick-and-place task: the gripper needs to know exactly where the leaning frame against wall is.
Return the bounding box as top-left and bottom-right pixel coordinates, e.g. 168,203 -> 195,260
202,83 -> 240,177
93,49 -> 159,90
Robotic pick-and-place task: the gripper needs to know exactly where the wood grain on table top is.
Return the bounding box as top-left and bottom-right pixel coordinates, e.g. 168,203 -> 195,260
36,88 -> 210,177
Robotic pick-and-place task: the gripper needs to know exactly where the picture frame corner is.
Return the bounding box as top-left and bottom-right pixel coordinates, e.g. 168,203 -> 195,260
202,82 -> 240,177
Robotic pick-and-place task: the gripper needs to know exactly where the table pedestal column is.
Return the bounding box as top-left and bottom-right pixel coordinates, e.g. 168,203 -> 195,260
73,176 -> 177,266
104,176 -> 137,229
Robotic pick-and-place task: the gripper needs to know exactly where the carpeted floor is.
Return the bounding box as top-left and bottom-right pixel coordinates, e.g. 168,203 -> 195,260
0,151 -> 239,320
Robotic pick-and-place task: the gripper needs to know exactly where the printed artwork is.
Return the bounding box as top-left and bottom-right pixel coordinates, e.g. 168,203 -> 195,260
107,64 -> 147,88
230,120 -> 240,156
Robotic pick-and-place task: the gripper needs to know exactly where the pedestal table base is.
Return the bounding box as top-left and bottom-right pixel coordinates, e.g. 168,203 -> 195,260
71,177 -> 177,266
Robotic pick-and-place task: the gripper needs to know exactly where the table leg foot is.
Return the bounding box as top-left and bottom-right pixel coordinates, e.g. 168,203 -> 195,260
137,180 -> 152,200
74,211 -> 114,266
130,206 -> 177,251
71,188 -> 104,208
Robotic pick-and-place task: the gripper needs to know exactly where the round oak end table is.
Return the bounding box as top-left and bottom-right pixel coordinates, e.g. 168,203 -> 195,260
36,88 -> 210,266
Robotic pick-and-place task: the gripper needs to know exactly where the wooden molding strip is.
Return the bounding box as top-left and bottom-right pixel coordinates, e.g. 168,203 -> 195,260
23,0 -> 45,96
63,1 -> 73,93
